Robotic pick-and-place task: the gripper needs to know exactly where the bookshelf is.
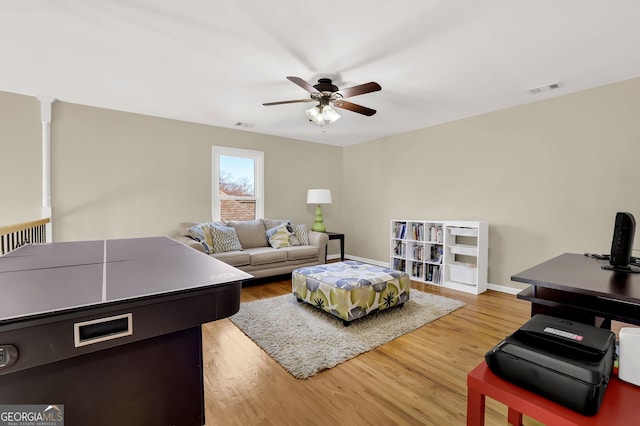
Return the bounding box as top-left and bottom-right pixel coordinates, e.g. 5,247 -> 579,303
390,220 -> 488,294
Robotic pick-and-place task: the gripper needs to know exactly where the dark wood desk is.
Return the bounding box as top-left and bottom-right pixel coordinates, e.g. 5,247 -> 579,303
512,253 -> 640,328
325,231 -> 345,261
0,237 -> 252,426
467,361 -> 639,426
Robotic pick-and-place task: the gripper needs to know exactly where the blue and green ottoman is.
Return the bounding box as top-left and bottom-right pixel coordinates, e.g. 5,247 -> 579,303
292,261 -> 411,325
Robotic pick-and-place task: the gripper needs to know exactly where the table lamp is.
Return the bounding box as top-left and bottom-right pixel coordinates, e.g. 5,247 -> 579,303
307,189 -> 332,232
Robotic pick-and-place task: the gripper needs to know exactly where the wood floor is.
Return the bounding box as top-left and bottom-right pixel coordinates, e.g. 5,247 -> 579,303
201,275 -> 549,426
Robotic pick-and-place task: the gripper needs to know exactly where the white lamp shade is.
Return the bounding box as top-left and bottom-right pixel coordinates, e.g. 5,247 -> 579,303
321,105 -> 341,123
305,106 -> 320,122
307,189 -> 332,204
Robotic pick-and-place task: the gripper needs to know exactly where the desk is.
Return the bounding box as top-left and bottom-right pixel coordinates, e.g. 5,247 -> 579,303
0,237 -> 252,426
467,361 -> 639,426
512,253 -> 640,328
325,231 -> 345,262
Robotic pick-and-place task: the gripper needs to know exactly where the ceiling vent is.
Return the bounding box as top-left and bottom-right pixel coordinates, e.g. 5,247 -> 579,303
527,82 -> 562,95
235,122 -> 254,128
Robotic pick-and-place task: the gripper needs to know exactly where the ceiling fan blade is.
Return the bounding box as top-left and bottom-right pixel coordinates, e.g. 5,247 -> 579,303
286,76 -> 319,94
338,82 -> 381,98
263,99 -> 313,106
333,100 -> 377,116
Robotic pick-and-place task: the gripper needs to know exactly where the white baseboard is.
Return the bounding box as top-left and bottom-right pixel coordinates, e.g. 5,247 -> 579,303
487,283 -> 522,295
328,253 -> 388,267
329,254 -> 523,295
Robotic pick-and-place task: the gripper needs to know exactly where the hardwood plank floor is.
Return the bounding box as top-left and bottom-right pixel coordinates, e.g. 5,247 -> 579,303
200,277 -> 570,425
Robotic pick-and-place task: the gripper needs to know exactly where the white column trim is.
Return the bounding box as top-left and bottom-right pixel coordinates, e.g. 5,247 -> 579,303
37,95 -> 56,242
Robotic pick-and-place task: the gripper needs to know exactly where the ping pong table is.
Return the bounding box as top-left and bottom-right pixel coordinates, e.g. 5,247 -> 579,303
0,236 -> 252,425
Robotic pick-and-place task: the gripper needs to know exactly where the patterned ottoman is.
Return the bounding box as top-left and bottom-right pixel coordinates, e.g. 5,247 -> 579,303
292,261 -> 411,325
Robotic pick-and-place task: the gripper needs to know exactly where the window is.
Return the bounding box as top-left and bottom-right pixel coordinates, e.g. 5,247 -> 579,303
212,146 -> 264,222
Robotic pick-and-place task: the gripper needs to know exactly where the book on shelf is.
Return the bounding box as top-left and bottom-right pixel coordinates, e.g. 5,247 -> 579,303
411,262 -> 423,278
428,226 -> 444,243
413,245 -> 423,261
394,222 -> 407,239
426,264 -> 441,283
411,223 -> 424,241
392,258 -> 406,272
430,245 -> 443,262
394,241 -> 406,257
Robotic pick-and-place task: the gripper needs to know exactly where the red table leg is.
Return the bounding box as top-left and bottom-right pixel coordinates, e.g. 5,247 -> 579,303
508,407 -> 523,425
467,387 -> 486,426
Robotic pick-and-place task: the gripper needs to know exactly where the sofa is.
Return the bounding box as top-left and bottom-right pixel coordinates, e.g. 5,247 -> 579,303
172,219 -> 329,279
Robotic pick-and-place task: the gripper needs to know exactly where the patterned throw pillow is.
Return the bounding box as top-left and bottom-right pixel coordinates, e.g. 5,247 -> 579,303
266,224 -> 291,249
288,232 -> 301,246
186,223 -> 214,254
291,223 -> 309,245
210,225 -> 243,253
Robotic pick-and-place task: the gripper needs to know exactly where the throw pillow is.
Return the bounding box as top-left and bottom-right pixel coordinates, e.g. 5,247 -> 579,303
291,223 -> 309,245
288,233 -> 301,246
266,224 -> 291,249
210,225 -> 243,253
186,223 -> 214,254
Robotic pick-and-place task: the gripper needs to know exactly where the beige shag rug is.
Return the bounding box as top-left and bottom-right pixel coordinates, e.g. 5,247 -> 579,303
229,290 -> 464,379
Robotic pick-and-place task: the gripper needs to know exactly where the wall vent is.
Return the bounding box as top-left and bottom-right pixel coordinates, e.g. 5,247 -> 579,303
527,82 -> 562,95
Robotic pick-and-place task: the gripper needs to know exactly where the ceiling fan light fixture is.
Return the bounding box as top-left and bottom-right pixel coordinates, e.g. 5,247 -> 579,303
305,105 -> 321,122
321,105 -> 341,123
305,104 -> 340,126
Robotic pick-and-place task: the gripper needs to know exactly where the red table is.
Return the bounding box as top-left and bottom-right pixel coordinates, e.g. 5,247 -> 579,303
467,361 -> 640,426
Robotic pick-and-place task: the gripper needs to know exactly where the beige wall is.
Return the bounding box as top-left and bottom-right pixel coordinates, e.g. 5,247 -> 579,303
2,77 -> 640,289
1,95 -> 341,242
342,77 -> 640,289
0,91 -> 41,224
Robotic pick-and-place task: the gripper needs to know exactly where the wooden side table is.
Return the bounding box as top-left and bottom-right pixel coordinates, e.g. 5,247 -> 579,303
325,231 -> 345,262
467,361 -> 639,426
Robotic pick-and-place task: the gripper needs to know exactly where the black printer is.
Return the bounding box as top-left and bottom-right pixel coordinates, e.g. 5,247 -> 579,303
485,314 -> 616,416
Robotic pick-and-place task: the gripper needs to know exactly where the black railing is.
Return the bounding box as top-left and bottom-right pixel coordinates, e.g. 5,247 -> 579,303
0,218 -> 50,255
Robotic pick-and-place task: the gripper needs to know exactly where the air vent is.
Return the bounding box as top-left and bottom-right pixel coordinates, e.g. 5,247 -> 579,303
527,82 -> 562,95
235,122 -> 254,128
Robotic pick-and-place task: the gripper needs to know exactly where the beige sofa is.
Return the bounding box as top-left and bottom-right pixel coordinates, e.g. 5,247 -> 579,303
172,219 -> 329,279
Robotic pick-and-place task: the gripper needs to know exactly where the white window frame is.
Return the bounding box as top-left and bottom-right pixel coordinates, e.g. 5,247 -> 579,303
212,146 -> 264,221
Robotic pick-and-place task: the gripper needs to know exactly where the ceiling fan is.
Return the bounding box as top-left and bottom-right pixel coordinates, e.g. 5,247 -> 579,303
263,76 -> 382,125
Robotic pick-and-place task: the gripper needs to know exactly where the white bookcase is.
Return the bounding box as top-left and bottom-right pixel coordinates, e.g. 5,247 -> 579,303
390,220 -> 488,294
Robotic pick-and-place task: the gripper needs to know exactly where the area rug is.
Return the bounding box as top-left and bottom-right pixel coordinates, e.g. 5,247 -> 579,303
229,290 -> 465,379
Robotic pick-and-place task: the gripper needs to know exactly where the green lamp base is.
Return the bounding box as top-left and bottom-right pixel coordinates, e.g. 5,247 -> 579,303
312,222 -> 326,232
312,205 -> 326,233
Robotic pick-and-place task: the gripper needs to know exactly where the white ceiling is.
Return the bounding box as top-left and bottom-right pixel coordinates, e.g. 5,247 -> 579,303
2,1 -> 640,147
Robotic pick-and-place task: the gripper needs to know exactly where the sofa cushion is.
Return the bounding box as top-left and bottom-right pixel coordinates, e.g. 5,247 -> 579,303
266,224 -> 292,248
263,219 -> 290,229
244,247 -> 287,265
211,250 -> 250,267
186,223 -> 215,254
283,245 -> 318,261
228,219 -> 268,248
211,225 -> 243,253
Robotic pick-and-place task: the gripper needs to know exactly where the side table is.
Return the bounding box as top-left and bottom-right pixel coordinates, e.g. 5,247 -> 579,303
325,231 -> 345,262
467,361 -> 639,426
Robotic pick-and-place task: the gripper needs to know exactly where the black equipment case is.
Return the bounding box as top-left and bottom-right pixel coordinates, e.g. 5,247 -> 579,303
485,314 -> 616,415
